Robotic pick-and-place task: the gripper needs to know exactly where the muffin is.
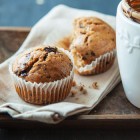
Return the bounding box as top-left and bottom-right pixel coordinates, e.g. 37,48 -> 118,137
9,45 -> 74,105
70,17 -> 116,75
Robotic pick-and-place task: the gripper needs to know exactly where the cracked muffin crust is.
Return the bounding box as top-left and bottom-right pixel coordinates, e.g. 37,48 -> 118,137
13,45 -> 73,83
70,17 -> 116,75
10,45 -> 74,105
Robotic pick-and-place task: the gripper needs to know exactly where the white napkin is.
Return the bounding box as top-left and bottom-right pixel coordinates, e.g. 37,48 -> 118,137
0,5 -> 120,124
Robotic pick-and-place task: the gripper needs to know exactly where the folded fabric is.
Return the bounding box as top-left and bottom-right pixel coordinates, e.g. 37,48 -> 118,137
0,5 -> 120,124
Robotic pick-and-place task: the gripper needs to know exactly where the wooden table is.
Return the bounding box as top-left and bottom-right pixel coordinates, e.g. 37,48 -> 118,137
0,27 -> 140,130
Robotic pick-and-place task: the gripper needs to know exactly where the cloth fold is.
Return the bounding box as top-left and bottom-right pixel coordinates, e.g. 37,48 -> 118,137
0,5 -> 120,124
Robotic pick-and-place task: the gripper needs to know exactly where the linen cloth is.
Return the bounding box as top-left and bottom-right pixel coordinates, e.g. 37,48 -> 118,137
0,5 -> 120,124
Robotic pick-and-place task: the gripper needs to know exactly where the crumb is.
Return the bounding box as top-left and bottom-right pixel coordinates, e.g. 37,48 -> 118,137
82,89 -> 87,94
83,84 -> 85,87
92,82 -> 99,89
79,86 -> 83,91
78,83 -> 87,94
72,81 -> 76,86
77,85 -> 87,95
70,90 -> 77,97
79,82 -> 85,88
75,98 -> 79,100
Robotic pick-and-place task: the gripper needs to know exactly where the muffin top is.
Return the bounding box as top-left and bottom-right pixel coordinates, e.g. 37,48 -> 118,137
70,17 -> 116,67
12,45 -> 73,83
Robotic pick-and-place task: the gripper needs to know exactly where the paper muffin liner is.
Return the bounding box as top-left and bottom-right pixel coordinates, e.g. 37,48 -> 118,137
73,49 -> 116,75
9,48 -> 74,105
43,29 -> 116,75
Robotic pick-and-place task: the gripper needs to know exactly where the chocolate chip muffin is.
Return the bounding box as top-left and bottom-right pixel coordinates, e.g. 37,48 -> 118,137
70,17 -> 116,75
10,45 -> 74,105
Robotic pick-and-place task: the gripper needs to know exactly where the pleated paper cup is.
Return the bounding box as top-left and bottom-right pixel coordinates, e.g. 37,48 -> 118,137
9,48 -> 74,105
73,49 -> 116,75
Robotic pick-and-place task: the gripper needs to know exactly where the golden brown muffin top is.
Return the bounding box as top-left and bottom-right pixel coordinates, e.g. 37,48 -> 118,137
13,46 -> 73,83
71,17 -> 116,67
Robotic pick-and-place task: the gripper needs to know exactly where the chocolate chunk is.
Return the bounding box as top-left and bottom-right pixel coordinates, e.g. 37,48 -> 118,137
44,47 -> 57,53
112,38 -> 115,41
25,53 -> 30,58
94,22 -> 101,25
69,63 -> 73,67
20,70 -> 28,77
84,36 -> 88,43
43,54 -> 48,60
82,56 -> 87,60
85,51 -> 95,56
91,51 -> 95,56
14,70 -> 20,76
46,75 -> 51,78
106,61 -> 109,65
19,60 -> 38,77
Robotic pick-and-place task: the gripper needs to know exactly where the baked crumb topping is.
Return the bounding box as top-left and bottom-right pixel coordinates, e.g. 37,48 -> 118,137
71,17 -> 116,68
13,46 -> 73,83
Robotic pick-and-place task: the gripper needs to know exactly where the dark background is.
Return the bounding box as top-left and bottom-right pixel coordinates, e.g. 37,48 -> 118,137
1,0 -> 139,140
0,0 -> 121,26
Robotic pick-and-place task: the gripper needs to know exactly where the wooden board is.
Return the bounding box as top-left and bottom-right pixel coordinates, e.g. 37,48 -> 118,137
0,27 -> 140,129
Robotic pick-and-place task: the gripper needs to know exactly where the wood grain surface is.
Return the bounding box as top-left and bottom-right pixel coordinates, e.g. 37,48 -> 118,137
0,27 -> 140,129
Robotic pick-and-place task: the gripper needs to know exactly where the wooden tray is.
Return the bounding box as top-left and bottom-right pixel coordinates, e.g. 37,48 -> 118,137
0,27 -> 140,129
